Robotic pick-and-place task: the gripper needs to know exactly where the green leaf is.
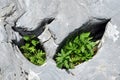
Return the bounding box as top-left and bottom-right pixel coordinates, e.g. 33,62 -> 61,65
25,43 -> 30,47
23,36 -> 30,41
74,36 -> 79,43
69,42 -> 72,47
29,56 -> 36,62
20,46 -> 25,49
56,57 -> 62,62
81,46 -> 85,53
64,60 -> 69,69
32,40 -> 39,46
86,44 -> 92,50
90,42 -> 96,47
24,53 -> 31,58
82,32 -> 90,38
57,62 -> 63,68
80,32 -> 90,41
28,46 -> 36,53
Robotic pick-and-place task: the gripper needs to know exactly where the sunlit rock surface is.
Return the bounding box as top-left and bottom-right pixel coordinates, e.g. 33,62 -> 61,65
0,0 -> 120,80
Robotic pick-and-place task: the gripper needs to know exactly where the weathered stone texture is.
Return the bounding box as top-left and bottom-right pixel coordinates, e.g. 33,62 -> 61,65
0,0 -> 120,80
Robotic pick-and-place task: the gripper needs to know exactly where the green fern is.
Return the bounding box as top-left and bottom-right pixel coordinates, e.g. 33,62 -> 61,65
55,32 -> 98,69
20,35 -> 46,65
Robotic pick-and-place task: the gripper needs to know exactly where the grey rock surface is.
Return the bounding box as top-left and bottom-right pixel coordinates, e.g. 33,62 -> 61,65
0,0 -> 120,80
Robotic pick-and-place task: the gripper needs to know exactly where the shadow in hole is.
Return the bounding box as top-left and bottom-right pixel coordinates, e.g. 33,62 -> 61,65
12,17 -> 55,47
12,18 -> 55,36
54,18 -> 111,59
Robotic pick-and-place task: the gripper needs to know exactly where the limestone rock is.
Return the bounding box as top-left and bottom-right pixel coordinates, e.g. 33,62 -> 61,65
0,0 -> 120,80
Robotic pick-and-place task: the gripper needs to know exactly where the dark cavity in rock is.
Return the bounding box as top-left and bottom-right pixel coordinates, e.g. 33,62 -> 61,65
12,17 -> 55,46
55,18 -> 110,58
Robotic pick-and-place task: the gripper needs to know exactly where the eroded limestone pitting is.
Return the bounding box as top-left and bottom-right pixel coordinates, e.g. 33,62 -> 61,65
0,0 -> 120,80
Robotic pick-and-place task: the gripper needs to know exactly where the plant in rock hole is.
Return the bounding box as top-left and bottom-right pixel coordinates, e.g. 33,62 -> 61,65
55,32 -> 98,69
20,35 -> 46,65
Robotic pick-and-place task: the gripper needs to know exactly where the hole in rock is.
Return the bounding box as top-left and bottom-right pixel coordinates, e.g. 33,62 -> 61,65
16,35 -> 46,66
54,18 -> 110,70
12,18 -> 55,66
12,17 -> 55,47
12,17 -> 55,37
